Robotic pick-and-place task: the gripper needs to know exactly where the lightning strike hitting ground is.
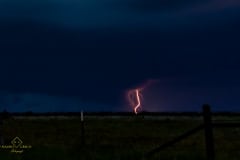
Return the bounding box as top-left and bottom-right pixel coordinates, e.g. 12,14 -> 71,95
126,79 -> 158,114
127,88 -> 143,114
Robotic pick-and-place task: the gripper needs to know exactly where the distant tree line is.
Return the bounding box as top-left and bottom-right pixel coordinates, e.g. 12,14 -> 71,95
1,111 -> 239,117
0,109 -> 11,120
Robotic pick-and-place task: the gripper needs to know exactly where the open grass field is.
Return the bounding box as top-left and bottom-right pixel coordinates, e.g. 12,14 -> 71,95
0,115 -> 240,160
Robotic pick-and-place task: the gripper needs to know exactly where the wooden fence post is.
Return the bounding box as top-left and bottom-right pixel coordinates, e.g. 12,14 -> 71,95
203,104 -> 215,160
0,115 -> 3,145
81,111 -> 85,146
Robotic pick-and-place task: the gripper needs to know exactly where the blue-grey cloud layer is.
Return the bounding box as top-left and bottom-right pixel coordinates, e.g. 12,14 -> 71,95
117,0 -> 207,11
0,0 -> 239,30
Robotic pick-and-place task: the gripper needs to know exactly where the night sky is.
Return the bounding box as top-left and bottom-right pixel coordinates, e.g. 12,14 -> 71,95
0,0 -> 240,112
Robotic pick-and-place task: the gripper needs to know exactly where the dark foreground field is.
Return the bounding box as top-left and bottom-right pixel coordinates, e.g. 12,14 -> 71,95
0,116 -> 240,160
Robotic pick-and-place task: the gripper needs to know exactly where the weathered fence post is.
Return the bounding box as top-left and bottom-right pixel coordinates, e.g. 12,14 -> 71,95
203,104 -> 215,160
0,115 -> 3,145
81,111 -> 85,146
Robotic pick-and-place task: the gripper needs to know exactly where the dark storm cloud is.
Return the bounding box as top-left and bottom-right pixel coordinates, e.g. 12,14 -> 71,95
0,0 -> 240,111
1,19 -> 240,90
1,31 -> 239,107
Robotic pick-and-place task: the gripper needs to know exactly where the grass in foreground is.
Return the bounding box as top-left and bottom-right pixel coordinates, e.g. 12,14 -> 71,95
0,116 -> 240,160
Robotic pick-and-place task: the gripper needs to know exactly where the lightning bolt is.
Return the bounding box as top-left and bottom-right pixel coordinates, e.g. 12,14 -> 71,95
126,79 -> 158,114
134,89 -> 141,114
127,88 -> 143,115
